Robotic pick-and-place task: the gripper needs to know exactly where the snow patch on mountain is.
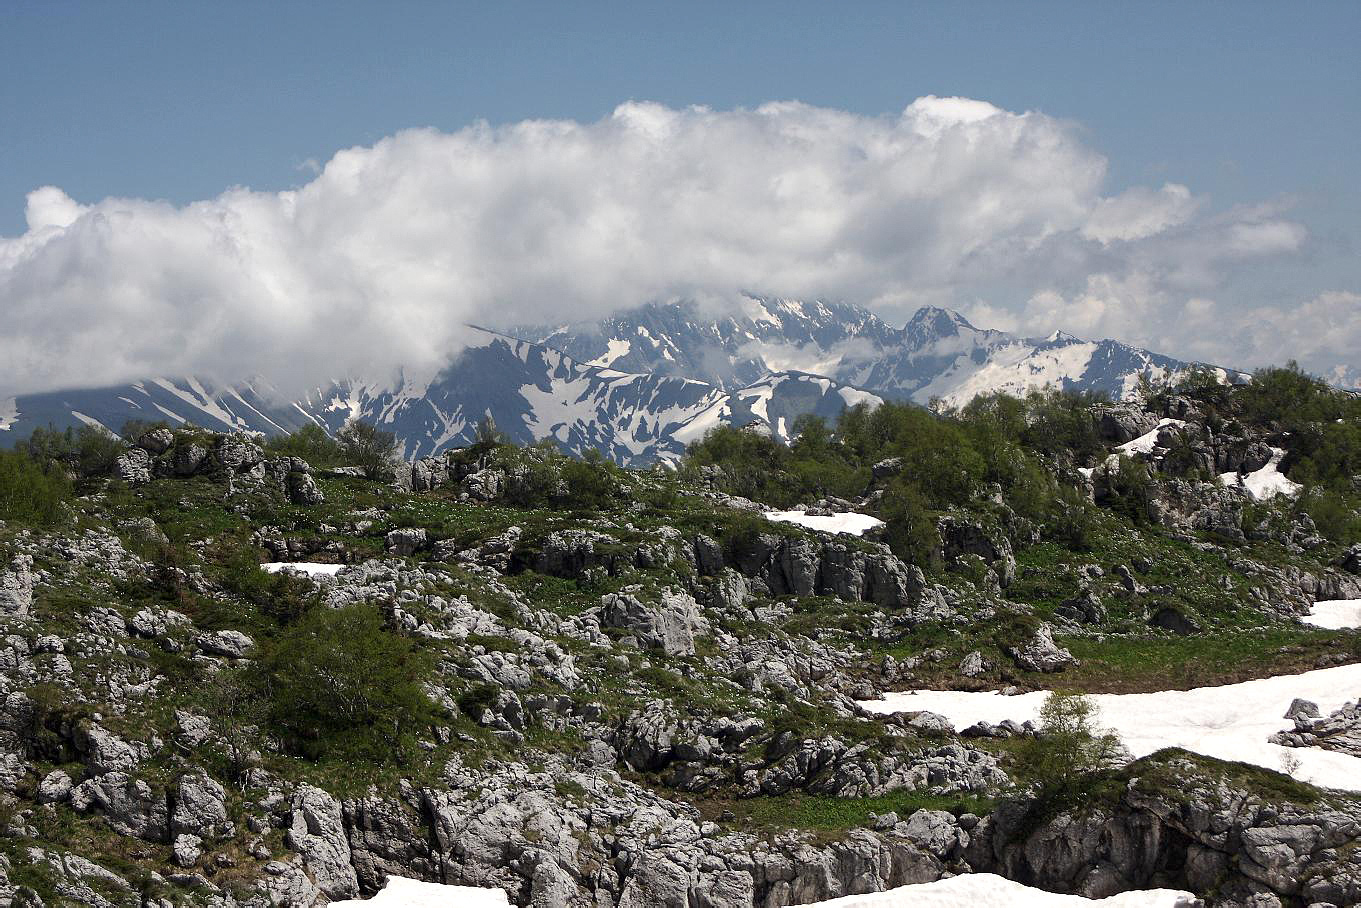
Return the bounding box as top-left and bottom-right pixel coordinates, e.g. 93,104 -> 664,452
1219,448 -> 1301,500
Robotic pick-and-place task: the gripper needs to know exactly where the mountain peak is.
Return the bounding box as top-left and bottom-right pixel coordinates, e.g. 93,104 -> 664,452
903,306 -> 977,341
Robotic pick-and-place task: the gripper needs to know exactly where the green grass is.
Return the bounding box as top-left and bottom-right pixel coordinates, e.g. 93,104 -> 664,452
705,788 -> 994,838
1056,627 -> 1361,693
1133,748 -> 1336,807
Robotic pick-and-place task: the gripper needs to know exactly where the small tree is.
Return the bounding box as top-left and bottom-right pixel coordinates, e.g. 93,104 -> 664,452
336,419 -> 399,480
253,605 -> 435,762
1013,693 -> 1128,821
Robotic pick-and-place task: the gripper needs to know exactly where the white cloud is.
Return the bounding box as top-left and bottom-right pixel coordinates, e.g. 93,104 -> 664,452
1081,183 -> 1198,244
0,97 -> 1341,396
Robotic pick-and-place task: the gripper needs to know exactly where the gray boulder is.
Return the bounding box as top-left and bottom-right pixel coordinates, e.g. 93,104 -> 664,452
136,427 -> 175,454
462,468 -> 506,501
196,629 -> 255,659
385,527 -> 428,556
69,772 -> 168,841
1006,623 -> 1078,673
171,772 -> 229,837
171,443 -> 208,476
599,589 -> 705,657
0,555 -> 34,618
286,784 -> 360,899
75,724 -> 144,775
113,446 -> 152,483
286,470 -> 325,505
938,516 -> 1015,588
36,769 -> 72,804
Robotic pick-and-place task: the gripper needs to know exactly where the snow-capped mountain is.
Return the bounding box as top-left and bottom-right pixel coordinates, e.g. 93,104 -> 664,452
0,297 -> 1241,463
521,295 -> 1243,407
0,328 -> 877,465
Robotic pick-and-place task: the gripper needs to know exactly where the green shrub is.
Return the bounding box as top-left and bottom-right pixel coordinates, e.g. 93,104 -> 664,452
336,419 -> 399,481
0,448 -> 71,527
217,547 -> 322,624
559,451 -> 622,510
1012,693 -> 1127,822
265,424 -> 345,469
880,481 -> 940,568
253,605 -> 436,762
20,424 -> 126,478
1299,487 -> 1361,543
1045,484 -> 1098,551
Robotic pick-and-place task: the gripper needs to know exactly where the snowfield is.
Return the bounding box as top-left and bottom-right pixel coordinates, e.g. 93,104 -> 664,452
795,873 -> 1195,907
317,873 -> 1196,907
1219,447 -> 1301,500
764,510 -> 885,536
330,876 -> 510,907
861,663 -> 1361,791
260,562 -> 346,578
1303,598 -> 1361,630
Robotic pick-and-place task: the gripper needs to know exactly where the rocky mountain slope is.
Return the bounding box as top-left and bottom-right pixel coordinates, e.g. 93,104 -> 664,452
0,330 -> 881,465
0,329 -> 876,466
1,367 -> 1360,906
2,298 -> 1235,465
520,295 -> 1241,407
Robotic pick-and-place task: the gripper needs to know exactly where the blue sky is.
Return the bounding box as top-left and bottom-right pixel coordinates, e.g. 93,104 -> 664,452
4,2 -> 1356,235
1,1 -> 1358,392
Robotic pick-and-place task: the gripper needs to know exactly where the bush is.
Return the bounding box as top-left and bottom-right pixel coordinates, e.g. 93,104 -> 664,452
559,452 -> 622,510
217,547 -> 322,624
682,425 -> 806,506
20,424 -> 126,478
336,419 -> 399,481
0,448 -> 71,527
1046,484 -> 1099,551
265,425 -> 345,469
879,480 -> 940,568
1299,487 -> 1361,544
253,605 -> 436,762
1013,693 -> 1127,821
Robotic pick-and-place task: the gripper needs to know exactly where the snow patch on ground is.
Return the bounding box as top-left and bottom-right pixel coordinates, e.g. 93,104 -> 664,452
795,873 -> 1194,907
765,510 -> 885,536
330,876 -> 510,907
1219,448 -> 1301,500
1115,419 -> 1185,456
260,562 -> 345,578
1303,598 -> 1361,630
860,663 -> 1361,791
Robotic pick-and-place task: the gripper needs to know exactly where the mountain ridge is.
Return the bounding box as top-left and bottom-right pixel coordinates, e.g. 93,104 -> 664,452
0,298 -> 1243,462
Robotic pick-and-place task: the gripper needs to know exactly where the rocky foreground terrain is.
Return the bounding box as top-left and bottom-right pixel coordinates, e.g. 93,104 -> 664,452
1,367 -> 1361,906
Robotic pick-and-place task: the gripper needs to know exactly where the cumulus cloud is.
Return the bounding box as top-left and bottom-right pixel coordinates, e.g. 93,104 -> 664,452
1081,183 -> 1198,244
0,96 -> 1342,396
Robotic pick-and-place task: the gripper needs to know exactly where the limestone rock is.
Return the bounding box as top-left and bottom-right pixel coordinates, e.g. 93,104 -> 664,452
113,446 -> 153,483
0,555 -> 34,618
1006,623 -> 1078,673
598,589 -> 705,657
195,629 -> 254,659
386,527 -> 428,556
286,784 -> 360,899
